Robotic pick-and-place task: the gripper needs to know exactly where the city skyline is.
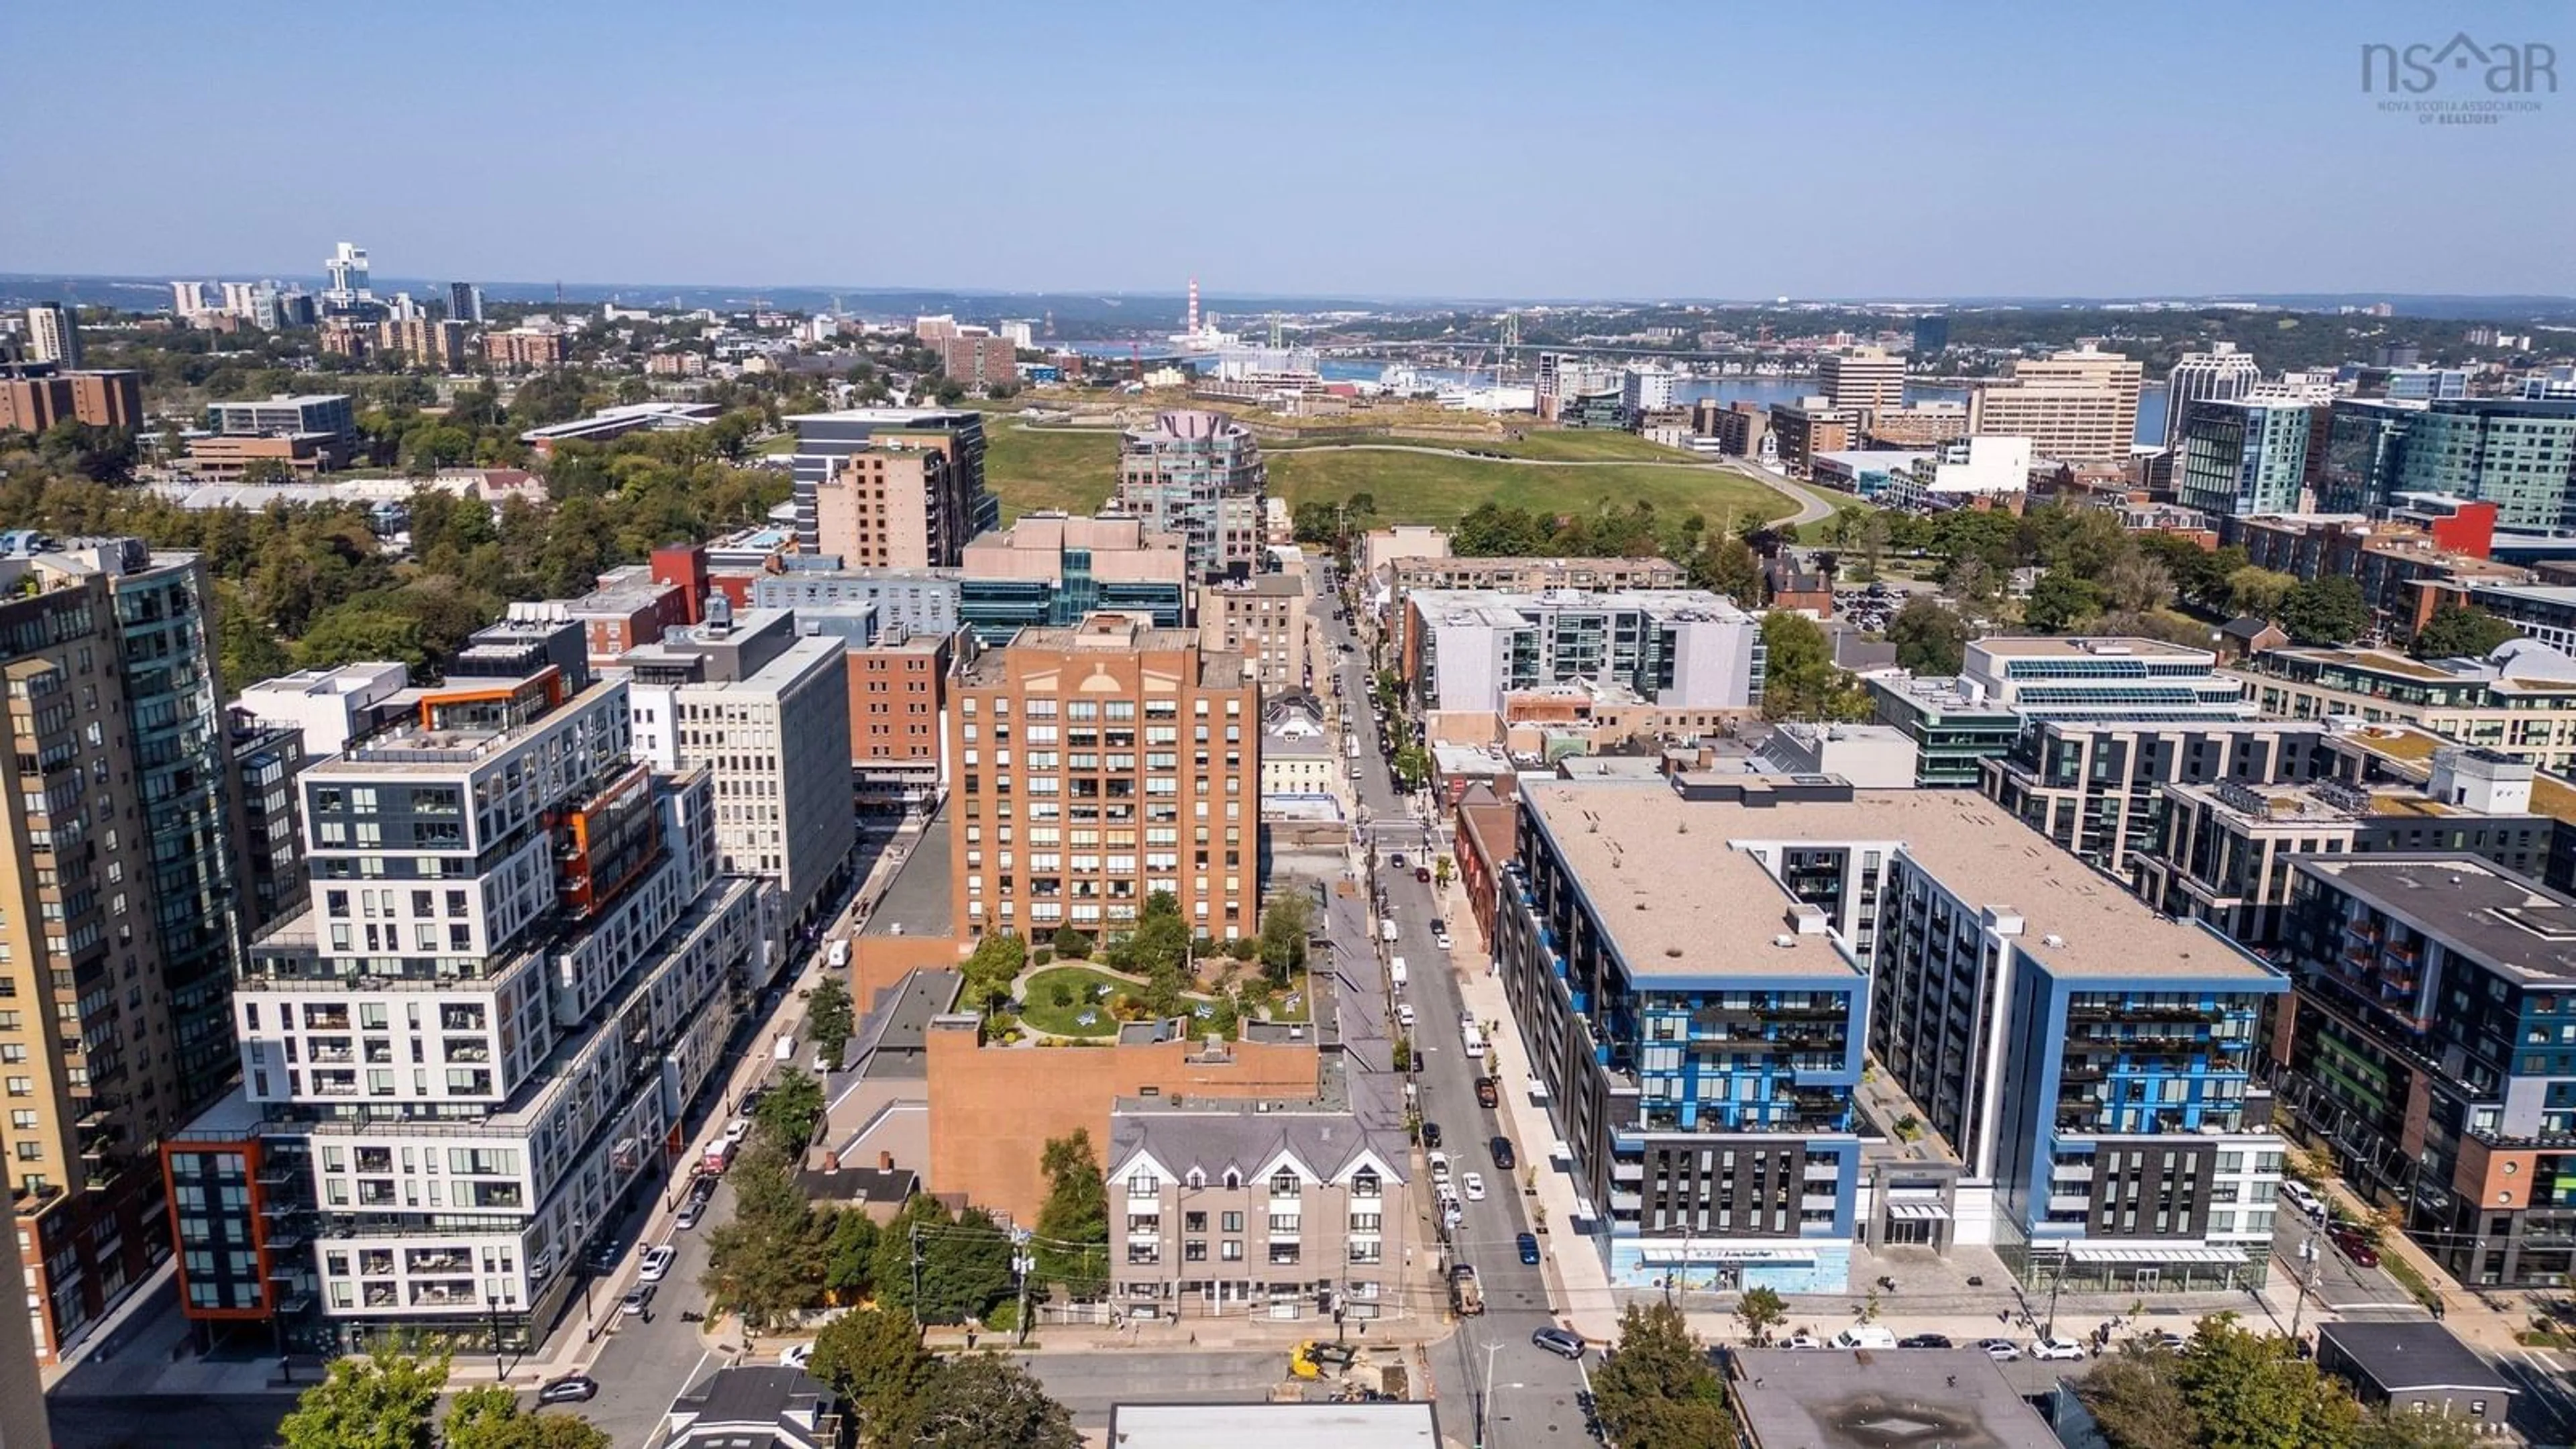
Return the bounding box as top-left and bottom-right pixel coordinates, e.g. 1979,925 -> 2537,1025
3,1 -> 2569,299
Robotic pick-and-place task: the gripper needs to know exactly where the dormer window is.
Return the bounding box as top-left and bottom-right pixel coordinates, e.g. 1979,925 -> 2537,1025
1271,1170 -> 1301,1197
1222,1169 -> 1242,1190
1184,1168 -> 1205,1189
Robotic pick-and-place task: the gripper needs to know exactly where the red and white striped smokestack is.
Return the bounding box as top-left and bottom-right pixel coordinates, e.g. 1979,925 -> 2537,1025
1187,278 -> 1199,335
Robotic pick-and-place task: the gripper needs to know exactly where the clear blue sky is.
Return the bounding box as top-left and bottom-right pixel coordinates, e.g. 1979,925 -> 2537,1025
5,0 -> 2569,299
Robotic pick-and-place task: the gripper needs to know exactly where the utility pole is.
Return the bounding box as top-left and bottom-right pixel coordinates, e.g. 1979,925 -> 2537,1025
2044,1256 -> 2067,1339
910,1224 -> 925,1315
2287,1232 -> 2322,1342
1013,1239 -> 1036,1347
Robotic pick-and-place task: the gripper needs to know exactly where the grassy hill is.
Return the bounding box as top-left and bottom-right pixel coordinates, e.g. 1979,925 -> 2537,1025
981,421 -> 1794,531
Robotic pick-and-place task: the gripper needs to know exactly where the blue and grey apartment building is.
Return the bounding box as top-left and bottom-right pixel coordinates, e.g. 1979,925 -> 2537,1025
1495,775 -> 2288,1297
2270,855 -> 2576,1289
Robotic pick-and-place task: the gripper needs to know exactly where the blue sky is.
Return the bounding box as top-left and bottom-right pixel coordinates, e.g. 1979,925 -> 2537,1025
3,0 -> 2569,299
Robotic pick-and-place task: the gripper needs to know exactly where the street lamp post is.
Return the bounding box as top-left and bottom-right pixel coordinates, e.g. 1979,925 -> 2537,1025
486,1293 -> 507,1385
1474,1340 -> 1505,1449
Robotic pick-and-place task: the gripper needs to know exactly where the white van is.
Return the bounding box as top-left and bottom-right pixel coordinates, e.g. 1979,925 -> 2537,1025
2279,1179 -> 2324,1219
1395,1004 -> 1416,1030
1379,918 -> 1398,945
1389,957 -> 1408,987
1833,1324 -> 1898,1350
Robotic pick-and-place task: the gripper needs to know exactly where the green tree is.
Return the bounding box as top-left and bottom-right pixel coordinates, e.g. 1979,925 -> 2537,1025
910,1352 -> 1081,1449
2176,1313 -> 2360,1449
822,1208 -> 880,1301
2024,570 -> 2105,633
2076,1345 -> 2202,1449
1590,1301 -> 1730,1449
1033,1130 -> 1110,1297
809,1306 -> 937,1443
919,1206 -> 1017,1325
1759,611 -> 1870,721
701,1140 -> 826,1331
443,1386 -> 613,1449
277,1350 -> 450,1449
962,928 -> 1028,1016
1050,925 -> 1093,960
1258,888 -> 1315,987
2409,605 -> 2517,661
2226,566 -> 2300,619
296,602 -> 430,671
1735,1285 -> 1787,1345
1886,596 -> 1971,674
804,975 -> 854,1066
2279,576 -> 2371,646
754,1070 -> 825,1155
1391,742 -> 1431,789
1689,533 -> 1764,606
1107,892 -> 1193,1016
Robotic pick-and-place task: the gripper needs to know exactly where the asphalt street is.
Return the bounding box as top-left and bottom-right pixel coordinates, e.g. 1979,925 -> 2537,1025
521,821 -> 906,1445
1322,579 -> 1598,1449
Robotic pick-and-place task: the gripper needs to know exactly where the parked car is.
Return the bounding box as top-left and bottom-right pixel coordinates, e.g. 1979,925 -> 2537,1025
1517,1232 -> 1542,1265
724,1117 -> 752,1144
620,1285 -> 655,1317
1978,1338 -> 2022,1361
1490,1136 -> 1517,1171
1898,1333 -> 1953,1349
1395,1004 -> 1415,1030
2279,1179 -> 2326,1219
1430,921 -> 1452,949
538,1375 -> 598,1405
1428,1150 -> 1452,1183
1474,1077 -> 1499,1109
1532,1327 -> 1587,1360
779,1342 -> 814,1370
2031,1337 -> 2089,1362
1780,1331 -> 1825,1350
1462,1172 -> 1487,1202
2149,1330 -> 2190,1351
1414,865 -> 1431,883
1420,1121 -> 1442,1150
639,1245 -> 677,1283
2328,1226 -> 2381,1268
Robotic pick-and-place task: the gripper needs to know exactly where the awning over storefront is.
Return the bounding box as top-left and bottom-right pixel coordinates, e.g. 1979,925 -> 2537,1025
2059,1244 -> 2247,1265
1885,1203 -> 1951,1222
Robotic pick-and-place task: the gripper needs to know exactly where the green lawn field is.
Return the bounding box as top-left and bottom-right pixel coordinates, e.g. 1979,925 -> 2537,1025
1265,449 -> 1795,531
981,421 -> 1795,531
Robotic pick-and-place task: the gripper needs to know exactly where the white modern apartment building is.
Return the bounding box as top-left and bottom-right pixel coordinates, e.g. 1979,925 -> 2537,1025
234,661 -> 414,756
1404,588 -> 1764,717
2160,343 -> 2261,450
1882,435 -> 2036,511
619,600 -> 856,941
1962,636 -> 2253,722
165,629 -> 773,1354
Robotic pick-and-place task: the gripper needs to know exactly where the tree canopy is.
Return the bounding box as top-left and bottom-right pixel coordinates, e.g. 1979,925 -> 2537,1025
277,1352 -> 452,1449
1888,596 -> 1972,674
1759,611 -> 1870,722
1033,1130 -> 1110,1298
1591,1301 -> 1730,1449
2279,576 -> 2372,646
2409,604 -> 2517,661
